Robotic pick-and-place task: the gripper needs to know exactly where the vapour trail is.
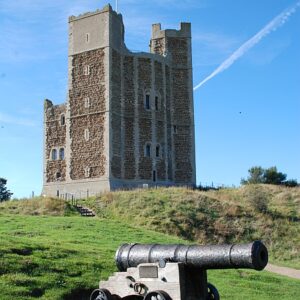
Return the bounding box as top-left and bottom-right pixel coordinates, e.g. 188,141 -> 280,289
193,1 -> 300,91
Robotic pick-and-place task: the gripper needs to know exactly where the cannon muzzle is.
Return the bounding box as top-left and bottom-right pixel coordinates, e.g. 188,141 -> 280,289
115,241 -> 268,271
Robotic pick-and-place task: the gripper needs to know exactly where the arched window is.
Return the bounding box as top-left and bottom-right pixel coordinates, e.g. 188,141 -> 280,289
145,143 -> 151,157
59,148 -> 65,160
60,114 -> 65,126
51,149 -> 57,160
145,94 -> 151,110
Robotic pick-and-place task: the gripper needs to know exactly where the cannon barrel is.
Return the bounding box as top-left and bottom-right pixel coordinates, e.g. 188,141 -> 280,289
115,241 -> 268,271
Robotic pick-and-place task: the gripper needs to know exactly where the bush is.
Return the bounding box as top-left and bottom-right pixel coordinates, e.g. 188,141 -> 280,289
245,186 -> 269,213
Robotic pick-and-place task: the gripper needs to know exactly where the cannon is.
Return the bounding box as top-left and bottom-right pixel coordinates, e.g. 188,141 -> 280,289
91,241 -> 268,300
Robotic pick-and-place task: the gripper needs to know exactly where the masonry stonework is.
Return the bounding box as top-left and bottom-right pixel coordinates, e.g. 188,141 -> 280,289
42,4 -> 196,198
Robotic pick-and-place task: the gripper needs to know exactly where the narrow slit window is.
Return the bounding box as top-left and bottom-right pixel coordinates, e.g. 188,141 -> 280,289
84,97 -> 90,108
153,170 -> 156,182
86,33 -> 90,43
60,114 -> 65,126
145,94 -> 150,110
155,96 -> 159,111
173,125 -> 177,134
156,145 -> 160,158
84,128 -> 90,141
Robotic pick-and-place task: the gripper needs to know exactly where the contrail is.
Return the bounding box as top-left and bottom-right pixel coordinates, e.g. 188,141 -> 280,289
194,1 -> 300,91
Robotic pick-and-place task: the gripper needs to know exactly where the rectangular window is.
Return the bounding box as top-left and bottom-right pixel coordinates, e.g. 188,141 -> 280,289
145,144 -> 151,157
153,170 -> 156,182
156,145 -> 160,158
155,96 -> 159,111
145,94 -> 150,110
86,33 -> 90,43
173,125 -> 177,134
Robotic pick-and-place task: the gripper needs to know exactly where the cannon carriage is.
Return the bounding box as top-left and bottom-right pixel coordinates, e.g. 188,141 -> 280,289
91,241 -> 268,300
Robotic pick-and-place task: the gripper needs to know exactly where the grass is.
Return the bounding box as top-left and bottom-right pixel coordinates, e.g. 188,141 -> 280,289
0,186 -> 299,299
0,214 -> 299,300
76,185 -> 300,269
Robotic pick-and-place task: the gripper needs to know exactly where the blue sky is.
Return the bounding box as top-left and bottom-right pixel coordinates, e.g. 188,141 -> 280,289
0,0 -> 299,197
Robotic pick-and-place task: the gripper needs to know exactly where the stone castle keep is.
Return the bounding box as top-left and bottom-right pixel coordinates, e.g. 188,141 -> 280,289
42,4 -> 195,198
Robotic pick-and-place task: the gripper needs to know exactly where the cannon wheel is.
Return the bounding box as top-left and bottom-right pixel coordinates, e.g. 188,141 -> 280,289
207,283 -> 220,300
90,288 -> 113,300
143,290 -> 171,300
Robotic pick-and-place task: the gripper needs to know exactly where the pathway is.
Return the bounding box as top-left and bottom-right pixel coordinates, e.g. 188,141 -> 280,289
265,263 -> 300,280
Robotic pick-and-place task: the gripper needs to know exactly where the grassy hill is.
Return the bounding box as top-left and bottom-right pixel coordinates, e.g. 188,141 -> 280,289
0,185 -> 299,299
77,184 -> 300,268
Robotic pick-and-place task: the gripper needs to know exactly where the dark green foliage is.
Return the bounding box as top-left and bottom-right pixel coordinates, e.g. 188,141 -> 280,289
263,167 -> 286,185
241,166 -> 297,186
283,179 -> 298,187
0,177 -> 13,201
241,166 -> 264,184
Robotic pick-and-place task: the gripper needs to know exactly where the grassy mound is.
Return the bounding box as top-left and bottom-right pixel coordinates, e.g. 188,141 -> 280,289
0,197 -> 77,216
77,185 -> 300,268
0,215 -> 299,300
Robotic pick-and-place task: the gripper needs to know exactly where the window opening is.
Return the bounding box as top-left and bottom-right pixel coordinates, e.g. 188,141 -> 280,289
145,143 -> 151,157
59,148 -> 65,160
145,94 -> 150,110
51,149 -> 57,160
84,167 -> 90,178
86,33 -> 90,43
84,65 -> 90,75
173,125 -> 178,134
153,170 -> 156,182
56,172 -> 61,180
84,97 -> 90,108
155,96 -> 159,111
84,128 -> 89,141
60,114 -> 65,126
156,145 -> 160,158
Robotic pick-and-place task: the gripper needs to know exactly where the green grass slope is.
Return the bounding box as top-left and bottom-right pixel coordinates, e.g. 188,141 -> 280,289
0,214 -> 299,300
77,185 -> 300,268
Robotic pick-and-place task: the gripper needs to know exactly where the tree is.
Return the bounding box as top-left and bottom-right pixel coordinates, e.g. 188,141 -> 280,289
241,166 -> 297,186
263,166 -> 286,185
0,178 -> 13,202
241,166 -> 264,184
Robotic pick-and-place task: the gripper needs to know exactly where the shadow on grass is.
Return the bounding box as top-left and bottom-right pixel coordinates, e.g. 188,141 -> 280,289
63,288 -> 94,300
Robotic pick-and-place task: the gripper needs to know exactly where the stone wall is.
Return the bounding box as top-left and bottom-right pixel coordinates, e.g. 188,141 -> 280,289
69,48 -> 106,180
123,55 -> 135,179
111,49 -> 122,179
45,103 -> 66,183
167,37 -> 193,183
137,57 -> 152,180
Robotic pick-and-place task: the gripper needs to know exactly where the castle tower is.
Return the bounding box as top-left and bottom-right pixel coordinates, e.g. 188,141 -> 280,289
42,4 -> 196,198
